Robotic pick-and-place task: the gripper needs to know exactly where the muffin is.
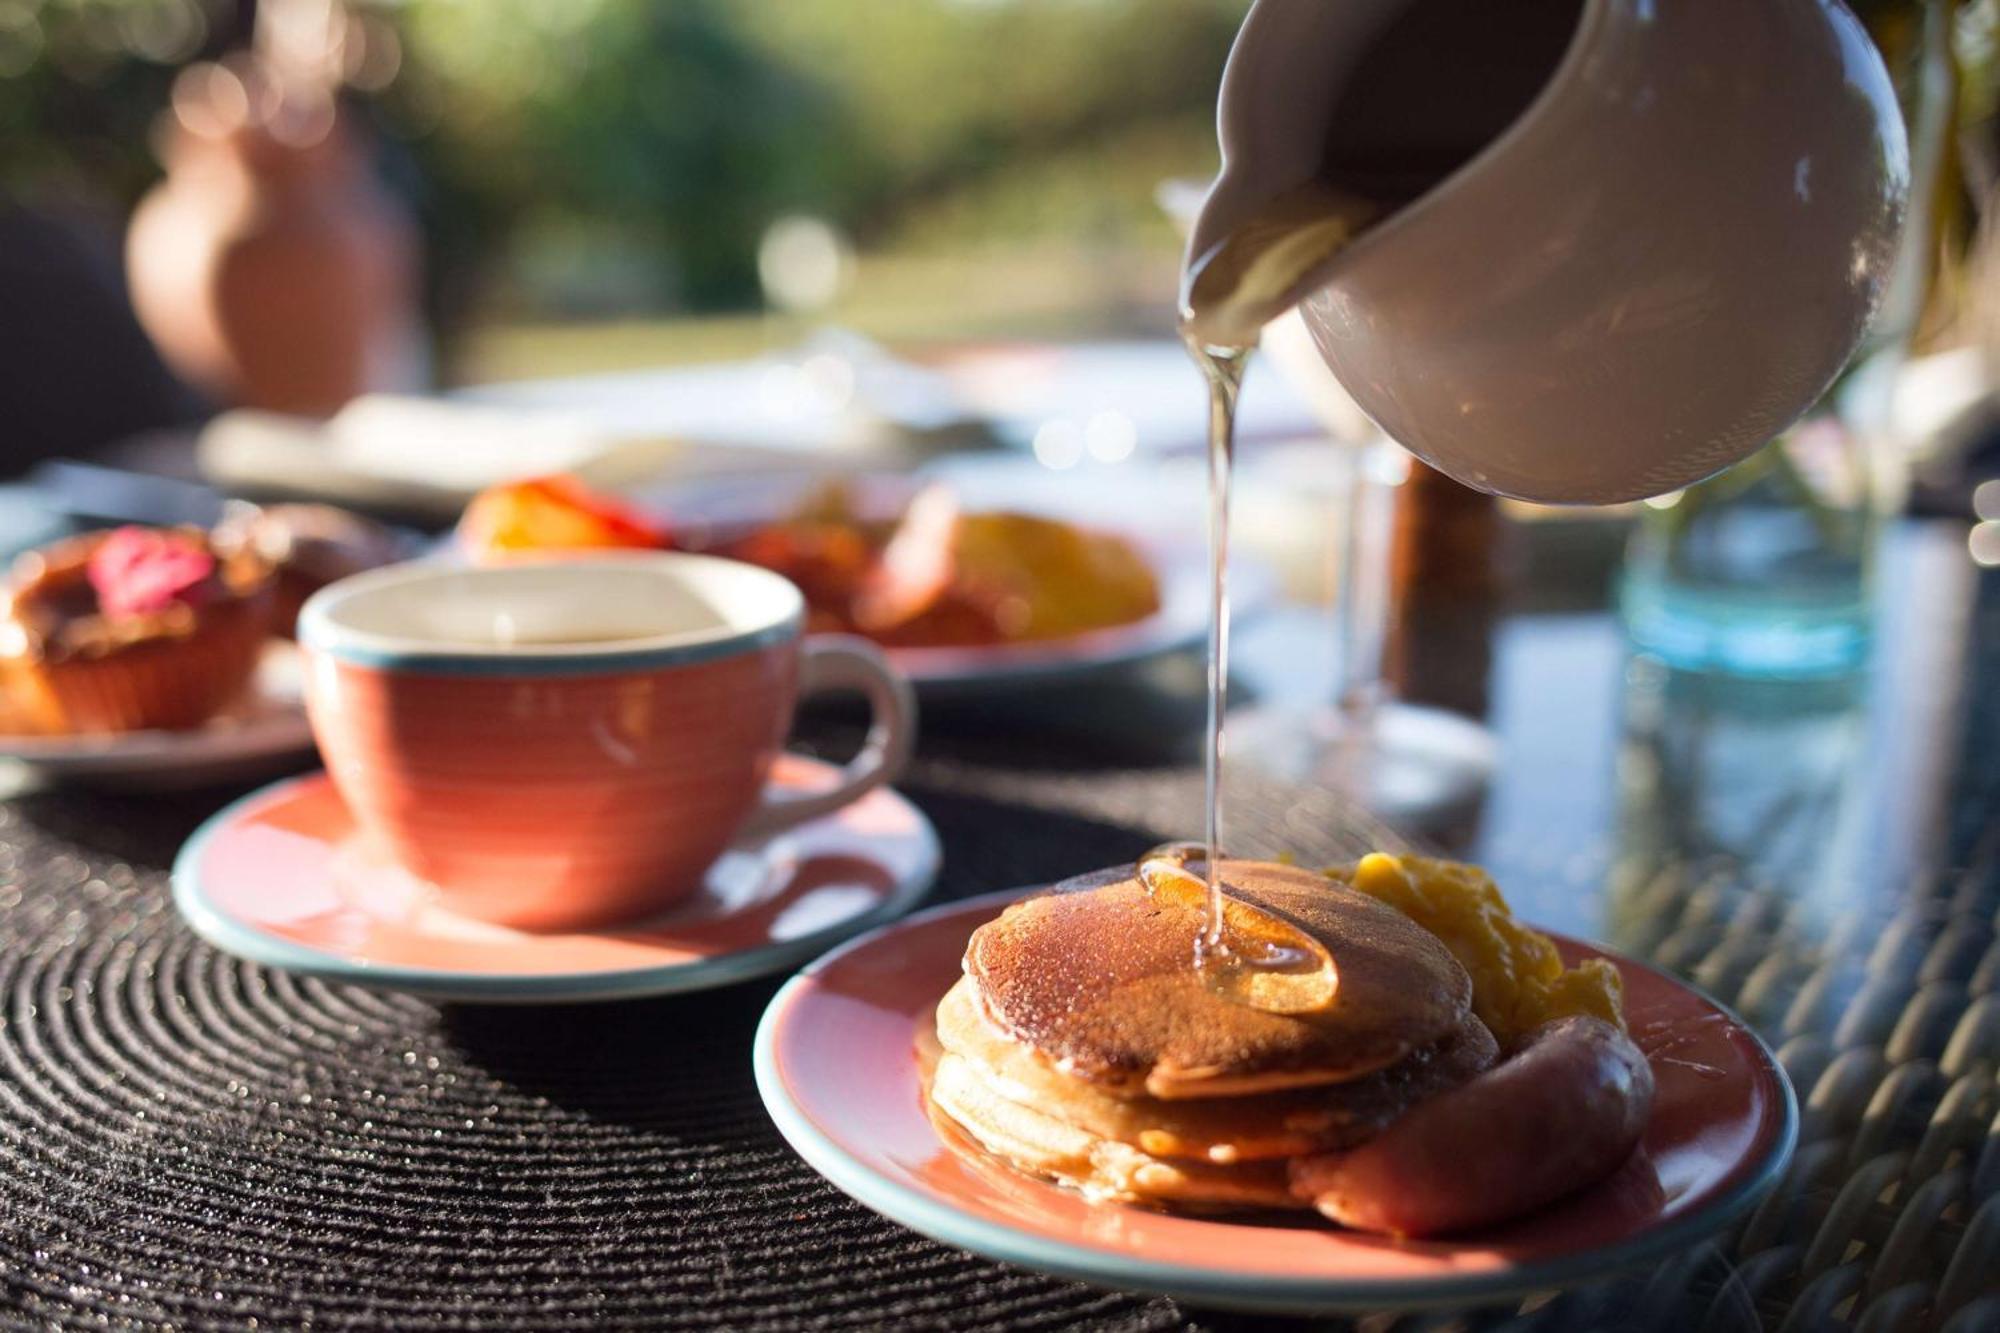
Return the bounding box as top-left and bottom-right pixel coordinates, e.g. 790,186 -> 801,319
212,503 -> 405,636
0,526 -> 276,734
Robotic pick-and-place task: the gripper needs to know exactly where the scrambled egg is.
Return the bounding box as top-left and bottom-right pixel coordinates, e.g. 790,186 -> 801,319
1331,852 -> 1624,1046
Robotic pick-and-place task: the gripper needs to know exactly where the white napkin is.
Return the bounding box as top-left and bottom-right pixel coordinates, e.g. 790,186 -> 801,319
198,332 -> 992,515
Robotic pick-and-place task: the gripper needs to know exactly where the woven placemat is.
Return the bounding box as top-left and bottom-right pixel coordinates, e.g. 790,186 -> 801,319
0,779 -> 1195,1331
0,574 -> 1993,1330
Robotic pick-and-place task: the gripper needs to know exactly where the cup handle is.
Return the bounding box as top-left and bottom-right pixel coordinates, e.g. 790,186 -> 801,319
736,635 -> 916,840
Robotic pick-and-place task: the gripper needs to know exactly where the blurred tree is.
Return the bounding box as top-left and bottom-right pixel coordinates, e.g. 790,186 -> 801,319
734,0 -> 1243,236
388,0 -> 1244,315
389,0 -> 850,314
0,0 -> 1246,333
0,1 -> 236,467
0,0 -> 231,212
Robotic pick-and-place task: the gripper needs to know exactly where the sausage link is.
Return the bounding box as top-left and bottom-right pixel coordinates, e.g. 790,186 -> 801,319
1290,1015 -> 1654,1236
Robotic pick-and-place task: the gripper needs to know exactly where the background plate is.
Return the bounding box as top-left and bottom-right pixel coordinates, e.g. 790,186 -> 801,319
0,643 -> 313,790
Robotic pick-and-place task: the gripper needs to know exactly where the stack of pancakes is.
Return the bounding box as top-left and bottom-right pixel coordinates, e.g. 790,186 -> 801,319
926,860 -> 1497,1209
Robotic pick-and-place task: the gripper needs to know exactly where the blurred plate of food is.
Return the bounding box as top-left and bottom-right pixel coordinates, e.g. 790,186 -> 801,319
0,641 -> 314,791
454,468 -> 1264,697
0,505 -> 415,790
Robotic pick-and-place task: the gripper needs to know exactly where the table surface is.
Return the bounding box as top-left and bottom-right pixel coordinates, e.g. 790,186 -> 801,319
0,518 -> 1994,1332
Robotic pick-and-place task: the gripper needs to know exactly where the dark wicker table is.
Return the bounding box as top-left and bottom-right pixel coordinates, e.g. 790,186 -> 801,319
0,521 -> 1993,1331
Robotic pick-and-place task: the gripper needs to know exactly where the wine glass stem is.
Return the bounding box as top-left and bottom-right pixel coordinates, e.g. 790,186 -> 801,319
1331,438 -> 1395,723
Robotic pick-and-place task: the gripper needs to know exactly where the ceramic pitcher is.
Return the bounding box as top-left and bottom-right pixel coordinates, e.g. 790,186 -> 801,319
1189,0 -> 1910,504
127,63 -> 420,418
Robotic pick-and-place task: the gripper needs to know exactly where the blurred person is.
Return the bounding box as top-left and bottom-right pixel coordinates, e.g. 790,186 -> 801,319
0,199 -> 205,479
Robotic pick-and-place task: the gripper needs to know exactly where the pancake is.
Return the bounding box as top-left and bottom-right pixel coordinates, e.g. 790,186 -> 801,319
934,977 -> 1497,1162
926,1053 -> 1297,1208
965,860 -> 1472,1099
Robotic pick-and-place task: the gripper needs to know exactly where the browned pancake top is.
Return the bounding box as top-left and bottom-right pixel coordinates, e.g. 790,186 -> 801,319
965,860 -> 1472,1099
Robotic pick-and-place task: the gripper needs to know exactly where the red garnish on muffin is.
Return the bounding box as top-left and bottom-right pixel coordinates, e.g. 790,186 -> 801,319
86,527 -> 219,618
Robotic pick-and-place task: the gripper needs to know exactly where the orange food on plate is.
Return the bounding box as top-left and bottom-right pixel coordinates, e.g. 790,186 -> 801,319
906,507 -> 1161,646
1332,852 -> 1625,1046
456,474 -> 1161,649
457,476 -> 668,563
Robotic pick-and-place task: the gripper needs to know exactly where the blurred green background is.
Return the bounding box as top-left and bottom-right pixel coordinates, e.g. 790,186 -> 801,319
0,0 -> 1249,382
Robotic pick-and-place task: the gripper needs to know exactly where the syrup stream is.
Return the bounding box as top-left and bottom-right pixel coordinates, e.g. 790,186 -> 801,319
1178,179 -> 1386,1010
1186,334 -> 1252,976
1137,845 -> 1338,1013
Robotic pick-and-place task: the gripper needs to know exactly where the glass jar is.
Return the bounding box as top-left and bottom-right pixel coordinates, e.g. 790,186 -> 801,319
1618,0 -> 1966,680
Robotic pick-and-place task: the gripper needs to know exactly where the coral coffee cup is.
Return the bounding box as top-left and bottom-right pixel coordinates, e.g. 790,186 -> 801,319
299,553 -> 915,930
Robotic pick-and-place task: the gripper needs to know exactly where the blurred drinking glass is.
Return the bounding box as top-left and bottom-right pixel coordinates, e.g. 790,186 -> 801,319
1159,177 -> 1493,828
1231,305 -> 1496,829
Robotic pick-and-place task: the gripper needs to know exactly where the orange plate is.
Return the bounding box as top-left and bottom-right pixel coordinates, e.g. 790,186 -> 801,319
173,755 -> 939,1002
754,889 -> 1797,1313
